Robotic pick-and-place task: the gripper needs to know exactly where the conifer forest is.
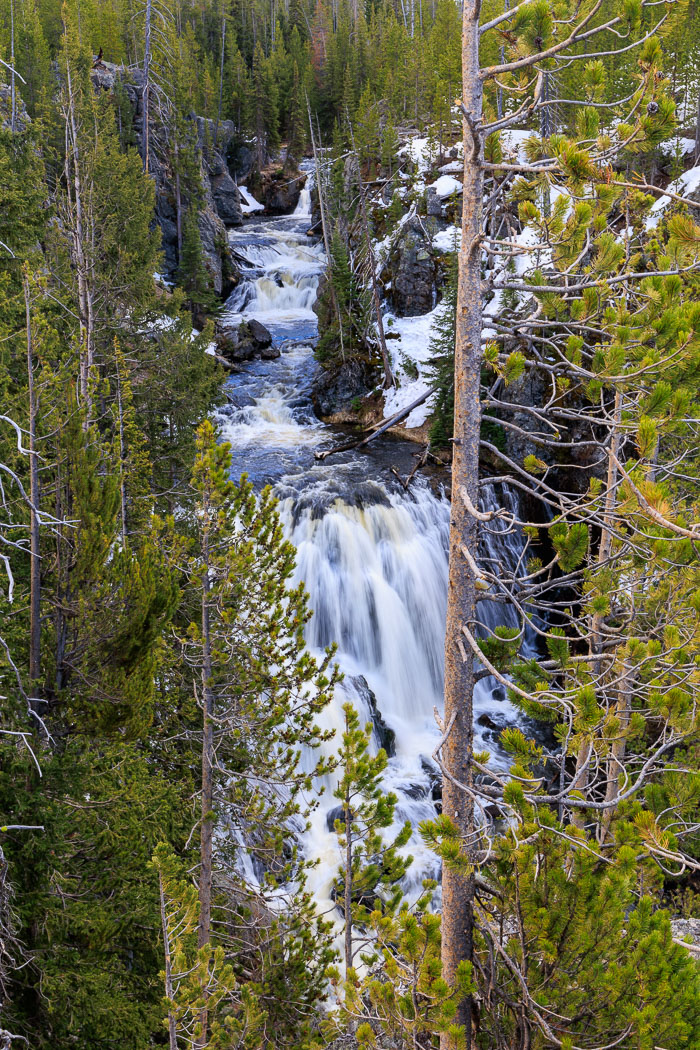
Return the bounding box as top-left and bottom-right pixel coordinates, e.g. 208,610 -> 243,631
3,0 -> 700,1045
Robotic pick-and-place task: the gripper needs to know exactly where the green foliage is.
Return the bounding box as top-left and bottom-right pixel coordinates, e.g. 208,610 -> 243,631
426,248 -> 457,448
333,703 -> 412,968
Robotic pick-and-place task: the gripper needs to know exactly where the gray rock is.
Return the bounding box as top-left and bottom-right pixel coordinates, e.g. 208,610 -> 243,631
0,84 -> 31,133
426,188 -> 443,217
263,170 -> 303,214
217,320 -> 278,362
312,358 -> 377,418
382,215 -> 438,316
228,142 -> 256,182
210,170 -> 243,227
247,318 -> 273,346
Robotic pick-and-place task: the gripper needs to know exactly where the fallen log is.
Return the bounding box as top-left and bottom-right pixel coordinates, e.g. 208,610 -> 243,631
314,387 -> 433,461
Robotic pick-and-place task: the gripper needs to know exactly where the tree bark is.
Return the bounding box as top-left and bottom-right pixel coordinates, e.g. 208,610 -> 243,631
64,50 -> 94,418
197,494 -> 215,1048
343,781 -> 353,976
440,3 -> 483,1048
158,873 -> 179,1050
143,0 -> 152,174
23,275 -> 41,692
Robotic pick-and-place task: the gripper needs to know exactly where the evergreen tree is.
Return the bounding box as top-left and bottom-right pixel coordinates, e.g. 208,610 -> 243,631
173,421 -> 340,1046
425,247 -> 457,449
332,703 -> 411,976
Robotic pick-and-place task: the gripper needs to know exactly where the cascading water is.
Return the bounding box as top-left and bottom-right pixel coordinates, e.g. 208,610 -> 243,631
219,173 -> 532,911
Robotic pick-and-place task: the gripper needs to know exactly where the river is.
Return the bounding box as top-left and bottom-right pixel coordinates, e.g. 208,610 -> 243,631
218,167 -> 527,910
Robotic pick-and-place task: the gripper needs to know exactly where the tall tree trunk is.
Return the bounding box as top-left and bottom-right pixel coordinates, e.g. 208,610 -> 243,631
197,496 -> 215,1048
344,781 -> 353,976
441,3 -> 483,1048
143,0 -> 152,174
695,83 -> 700,163
158,873 -> 179,1050
23,275 -> 41,693
10,0 -> 16,134
346,121 -> 394,388
215,9 -> 226,147
115,354 -> 128,545
64,52 -> 94,418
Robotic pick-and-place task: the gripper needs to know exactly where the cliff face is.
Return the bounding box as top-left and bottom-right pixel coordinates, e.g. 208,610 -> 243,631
90,61 -> 244,295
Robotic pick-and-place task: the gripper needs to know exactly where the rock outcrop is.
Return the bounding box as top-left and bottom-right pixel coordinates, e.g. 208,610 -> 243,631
90,61 -> 242,295
381,214 -> 438,316
311,358 -> 377,420
262,167 -> 304,214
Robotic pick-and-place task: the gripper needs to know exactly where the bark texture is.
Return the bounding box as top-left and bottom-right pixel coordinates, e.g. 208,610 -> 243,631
440,2 -> 483,1047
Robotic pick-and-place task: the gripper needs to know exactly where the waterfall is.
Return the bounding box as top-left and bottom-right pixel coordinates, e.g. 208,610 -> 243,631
220,198 -> 536,917
225,167 -> 322,326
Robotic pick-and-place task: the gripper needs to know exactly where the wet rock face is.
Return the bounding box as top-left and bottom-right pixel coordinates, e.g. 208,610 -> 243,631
382,215 -> 438,316
311,358 -> 377,419
217,319 -> 279,362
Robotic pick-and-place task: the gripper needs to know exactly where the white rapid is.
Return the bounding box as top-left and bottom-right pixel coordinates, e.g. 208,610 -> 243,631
225,165 -> 322,325
221,182 -> 532,915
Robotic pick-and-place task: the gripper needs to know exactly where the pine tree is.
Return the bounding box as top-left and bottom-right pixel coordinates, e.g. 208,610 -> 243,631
425,247 -> 457,449
176,420 -> 340,1046
332,703 -> 411,976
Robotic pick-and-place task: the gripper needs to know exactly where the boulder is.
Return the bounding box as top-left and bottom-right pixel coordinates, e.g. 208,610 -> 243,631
216,320 -> 278,363
263,169 -> 303,214
247,318 -> 273,347
227,141 -> 256,182
426,187 -> 443,217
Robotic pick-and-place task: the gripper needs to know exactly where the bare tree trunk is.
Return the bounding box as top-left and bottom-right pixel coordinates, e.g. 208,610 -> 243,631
10,0 -> 16,134
64,51 -> 94,418
197,500 -> 215,1048
346,120 -> 394,388
23,275 -> 41,691
307,97 -> 345,361
343,783 -> 353,976
115,354 -> 128,545
143,0 -> 152,174
695,83 -> 700,163
441,3 -> 483,1048
158,873 -> 179,1050
215,9 -> 226,147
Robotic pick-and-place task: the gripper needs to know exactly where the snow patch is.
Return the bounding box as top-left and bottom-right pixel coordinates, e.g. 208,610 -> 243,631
646,164 -> 700,229
239,185 -> 265,214
432,228 -> 461,252
430,175 -> 462,199
382,307 -> 442,428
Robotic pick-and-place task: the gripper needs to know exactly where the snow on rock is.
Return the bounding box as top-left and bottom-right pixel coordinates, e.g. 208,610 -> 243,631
432,227 -> 461,252
382,306 -> 441,428
438,160 -> 463,175
660,136 -> 697,158
646,164 -> 700,229
430,174 -> 463,199
239,185 -> 265,214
